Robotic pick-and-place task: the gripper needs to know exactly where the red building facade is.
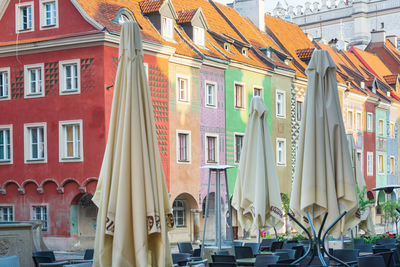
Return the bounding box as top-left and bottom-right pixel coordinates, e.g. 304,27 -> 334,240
0,0 -> 170,249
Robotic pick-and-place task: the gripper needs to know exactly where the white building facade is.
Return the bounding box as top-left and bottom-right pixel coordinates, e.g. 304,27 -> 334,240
273,0 -> 400,49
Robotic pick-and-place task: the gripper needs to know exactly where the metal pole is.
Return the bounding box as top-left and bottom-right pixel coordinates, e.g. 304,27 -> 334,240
201,169 -> 213,258
216,169 -> 222,250
224,169 -> 234,242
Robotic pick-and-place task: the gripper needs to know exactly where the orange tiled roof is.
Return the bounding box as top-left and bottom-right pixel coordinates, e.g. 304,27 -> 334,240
176,9 -> 197,24
350,46 -> 393,79
385,40 -> 400,63
265,15 -> 315,78
139,0 -> 164,14
384,74 -> 398,85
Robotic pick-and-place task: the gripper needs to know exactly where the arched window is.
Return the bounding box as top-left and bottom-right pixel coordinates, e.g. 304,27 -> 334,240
173,199 -> 185,227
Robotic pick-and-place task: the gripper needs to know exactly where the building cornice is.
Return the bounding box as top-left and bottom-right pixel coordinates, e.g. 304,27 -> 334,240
274,67 -> 296,78
202,59 -> 228,70
0,32 -> 176,57
366,95 -> 379,104
230,61 -> 272,76
377,101 -> 391,110
169,54 -> 202,69
345,91 -> 368,103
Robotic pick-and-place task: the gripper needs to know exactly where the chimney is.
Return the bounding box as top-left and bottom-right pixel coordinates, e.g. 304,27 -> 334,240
387,35 -> 398,47
370,30 -> 386,43
234,0 -> 265,32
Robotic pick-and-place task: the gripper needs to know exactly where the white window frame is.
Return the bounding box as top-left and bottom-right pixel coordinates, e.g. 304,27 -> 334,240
234,133 -> 244,164
378,119 -> 384,137
276,138 -> 286,166
253,86 -> 263,98
205,81 -> 217,108
24,63 -> 45,98
31,205 -> 48,231
172,199 -> 185,227
176,75 -> 190,104
59,120 -> 83,162
390,156 -> 395,175
356,111 -> 362,131
377,153 -> 384,174
176,130 -> 191,164
193,26 -> 205,46
367,112 -> 373,132
0,125 -> 13,165
347,110 -> 354,130
39,0 -> 58,30
276,90 -> 286,118
15,2 -> 34,33
59,59 -> 80,95
367,152 -> 373,176
0,67 -> 10,101
390,122 -> 395,138
24,122 -> 47,164
205,133 -> 219,164
0,205 -> 14,222
296,101 -> 303,122
162,16 -> 174,40
234,82 -> 245,110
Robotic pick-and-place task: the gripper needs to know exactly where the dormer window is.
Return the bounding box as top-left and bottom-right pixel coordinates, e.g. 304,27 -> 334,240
162,17 -> 174,39
224,43 -> 230,52
40,0 -> 58,29
193,27 -> 205,46
267,50 -> 272,58
242,48 -> 248,57
16,2 -> 34,33
360,81 -> 365,89
113,8 -> 135,25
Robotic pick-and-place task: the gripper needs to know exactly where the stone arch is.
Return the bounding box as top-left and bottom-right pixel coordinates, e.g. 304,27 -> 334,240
170,193 -> 200,242
59,178 -> 82,194
83,178 -> 98,195
1,180 -> 22,195
40,178 -> 59,188
21,179 -> 39,188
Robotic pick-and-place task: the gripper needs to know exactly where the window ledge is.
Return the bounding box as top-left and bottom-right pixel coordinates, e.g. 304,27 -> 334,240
25,159 -> 46,164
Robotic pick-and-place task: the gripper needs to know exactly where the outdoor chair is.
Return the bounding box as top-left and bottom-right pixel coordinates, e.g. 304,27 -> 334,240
282,242 -> 299,249
83,249 -> 94,260
273,251 -> 290,261
332,249 -> 359,263
64,262 -> 93,267
232,241 -> 243,247
267,264 -> 300,267
234,246 -> 254,259
70,260 -> 93,265
254,254 -> 279,267
260,238 -> 277,251
391,248 -> 400,267
374,251 -> 394,267
208,263 -> 237,267
352,238 -> 365,247
178,242 -> 195,255
0,255 -> 20,267
243,242 -> 260,254
193,248 -> 201,257
292,245 -> 306,259
39,262 -> 69,267
270,241 -> 284,252
211,255 -> 236,263
274,249 -> 296,260
33,251 -> 56,267
187,258 -> 208,267
357,255 -> 386,267
356,243 -> 373,253
214,250 -> 230,255
172,253 -> 192,266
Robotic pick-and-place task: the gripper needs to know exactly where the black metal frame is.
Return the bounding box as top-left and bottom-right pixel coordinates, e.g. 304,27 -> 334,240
287,211 -> 350,267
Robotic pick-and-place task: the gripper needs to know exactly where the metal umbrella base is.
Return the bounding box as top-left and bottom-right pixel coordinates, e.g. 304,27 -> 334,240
288,211 -> 350,267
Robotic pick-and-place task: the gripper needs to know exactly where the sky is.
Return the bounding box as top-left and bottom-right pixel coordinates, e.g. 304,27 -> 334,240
214,0 -> 306,13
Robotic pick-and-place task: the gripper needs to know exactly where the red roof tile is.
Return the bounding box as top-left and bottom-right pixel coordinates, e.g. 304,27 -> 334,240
139,0 -> 164,14
296,48 -> 315,61
176,9 -> 197,24
384,74 -> 398,85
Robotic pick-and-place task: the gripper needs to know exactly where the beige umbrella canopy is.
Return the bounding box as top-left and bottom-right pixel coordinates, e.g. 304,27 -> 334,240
232,96 -> 284,232
92,22 -> 174,267
346,134 -> 375,235
290,50 -> 360,238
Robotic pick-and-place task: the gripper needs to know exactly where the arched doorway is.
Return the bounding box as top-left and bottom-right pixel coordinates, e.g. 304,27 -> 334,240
169,193 -> 199,243
70,193 -> 98,249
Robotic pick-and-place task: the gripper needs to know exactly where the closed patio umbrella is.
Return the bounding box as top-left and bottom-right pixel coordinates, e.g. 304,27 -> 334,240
290,50 -> 360,238
92,22 -> 174,267
232,96 -> 284,233
346,134 -> 375,235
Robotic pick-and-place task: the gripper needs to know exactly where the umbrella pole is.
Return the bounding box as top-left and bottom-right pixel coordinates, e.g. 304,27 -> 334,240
224,169 -> 234,243
201,170 -> 213,258
216,169 -> 222,250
